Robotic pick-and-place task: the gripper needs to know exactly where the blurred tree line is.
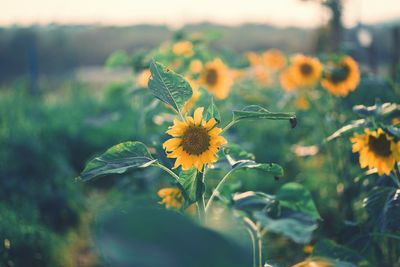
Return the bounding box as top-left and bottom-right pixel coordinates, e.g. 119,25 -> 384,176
1,21 -> 399,85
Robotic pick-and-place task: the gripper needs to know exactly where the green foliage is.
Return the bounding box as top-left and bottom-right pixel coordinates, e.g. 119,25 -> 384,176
178,168 -> 198,203
148,61 -> 193,114
80,141 -> 156,181
205,97 -> 221,122
232,105 -> 296,124
276,182 -> 321,220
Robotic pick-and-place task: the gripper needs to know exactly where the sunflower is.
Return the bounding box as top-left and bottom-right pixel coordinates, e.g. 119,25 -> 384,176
295,95 -> 310,110
290,54 -> 322,87
158,187 -> 197,214
137,69 -> 151,88
321,56 -> 360,97
262,49 -> 286,70
189,59 -> 203,73
182,77 -> 201,114
172,41 -> 193,57
246,51 -> 262,67
199,58 -> 233,99
163,107 -> 227,171
279,67 -> 298,92
350,128 -> 400,175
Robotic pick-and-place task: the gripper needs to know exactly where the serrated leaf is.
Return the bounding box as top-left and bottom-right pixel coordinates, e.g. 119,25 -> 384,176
205,97 -> 221,123
233,191 -> 276,212
223,144 -> 255,166
276,183 -> 321,220
326,119 -> 367,142
80,142 -> 155,181
232,160 -> 284,177
178,168 -> 198,203
148,61 -> 192,114
232,105 -> 295,124
254,211 -> 317,244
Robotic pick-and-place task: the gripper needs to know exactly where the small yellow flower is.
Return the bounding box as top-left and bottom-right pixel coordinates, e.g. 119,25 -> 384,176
321,56 -> 360,97
199,58 -> 233,100
295,95 -> 310,110
137,69 -> 151,88
163,107 -> 227,171
290,54 -> 322,88
189,59 -> 203,73
172,41 -> 193,57
262,49 -> 286,70
392,117 -> 400,125
351,128 -> 400,175
158,187 -> 184,209
157,187 -> 197,215
303,245 -> 314,254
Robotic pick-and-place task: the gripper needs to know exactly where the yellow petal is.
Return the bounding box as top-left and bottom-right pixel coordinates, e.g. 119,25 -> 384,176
193,107 -> 204,126
163,138 -> 182,151
204,118 -> 217,130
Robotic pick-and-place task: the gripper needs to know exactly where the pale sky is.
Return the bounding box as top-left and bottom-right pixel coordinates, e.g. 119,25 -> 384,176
1,0 -> 399,28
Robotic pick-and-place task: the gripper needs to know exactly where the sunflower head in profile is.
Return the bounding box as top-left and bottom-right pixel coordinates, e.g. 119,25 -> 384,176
199,58 -> 233,99
351,128 -> 400,175
262,49 -> 286,70
172,41 -> 193,57
321,56 -> 360,97
189,59 -> 203,74
290,54 -> 322,88
163,107 -> 227,171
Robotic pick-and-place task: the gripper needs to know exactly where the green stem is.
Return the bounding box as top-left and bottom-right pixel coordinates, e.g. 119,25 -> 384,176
245,227 -> 257,267
243,217 -> 259,267
196,167 -> 206,222
221,120 -> 236,133
154,162 -> 180,182
205,169 -> 235,212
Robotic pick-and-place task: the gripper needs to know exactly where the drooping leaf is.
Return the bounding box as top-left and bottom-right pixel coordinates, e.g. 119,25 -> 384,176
232,160 -> 284,178
232,191 -> 276,212
178,168 -> 198,203
326,119 -> 367,142
148,61 -> 192,114
254,211 -> 317,244
205,97 -> 221,123
312,239 -> 369,266
223,144 -> 255,166
95,203 -> 251,267
79,141 -> 155,181
364,186 -> 400,232
232,105 -> 296,125
353,102 -> 400,118
276,182 -> 321,220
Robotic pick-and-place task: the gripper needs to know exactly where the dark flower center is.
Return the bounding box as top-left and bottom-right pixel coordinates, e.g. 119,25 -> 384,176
329,64 -> 350,84
182,126 -> 210,155
368,133 -> 391,157
300,63 -> 313,76
206,68 -> 218,86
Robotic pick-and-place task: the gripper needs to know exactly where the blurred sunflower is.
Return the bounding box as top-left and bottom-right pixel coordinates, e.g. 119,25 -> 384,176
189,59 -> 203,73
172,41 -> 193,57
262,49 -> 286,70
246,51 -> 262,66
137,69 -> 151,87
280,67 -> 298,92
291,259 -> 332,267
351,128 -> 400,175
295,95 -> 310,110
163,107 -> 227,171
182,77 -> 201,114
199,58 -> 232,99
158,187 -> 197,214
290,54 -> 322,87
321,56 -> 360,97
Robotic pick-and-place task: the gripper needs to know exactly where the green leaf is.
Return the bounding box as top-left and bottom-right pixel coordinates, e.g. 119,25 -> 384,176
105,50 -> 129,69
148,61 -> 192,114
353,102 -> 400,118
205,97 -> 221,123
326,119 -> 367,142
254,211 -> 317,244
232,191 -> 276,212
232,105 -> 296,126
312,239 -> 369,266
222,144 -> 255,165
276,182 -> 321,220
80,141 -> 155,182
232,160 -> 284,178
178,168 -> 198,203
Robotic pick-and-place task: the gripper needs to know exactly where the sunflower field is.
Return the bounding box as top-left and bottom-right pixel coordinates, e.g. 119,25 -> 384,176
1,4 -> 400,267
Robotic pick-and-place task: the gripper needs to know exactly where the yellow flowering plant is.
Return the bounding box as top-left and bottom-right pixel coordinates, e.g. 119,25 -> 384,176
78,60 -> 324,267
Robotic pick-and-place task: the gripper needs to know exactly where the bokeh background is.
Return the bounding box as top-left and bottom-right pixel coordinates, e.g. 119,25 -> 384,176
0,0 -> 399,266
